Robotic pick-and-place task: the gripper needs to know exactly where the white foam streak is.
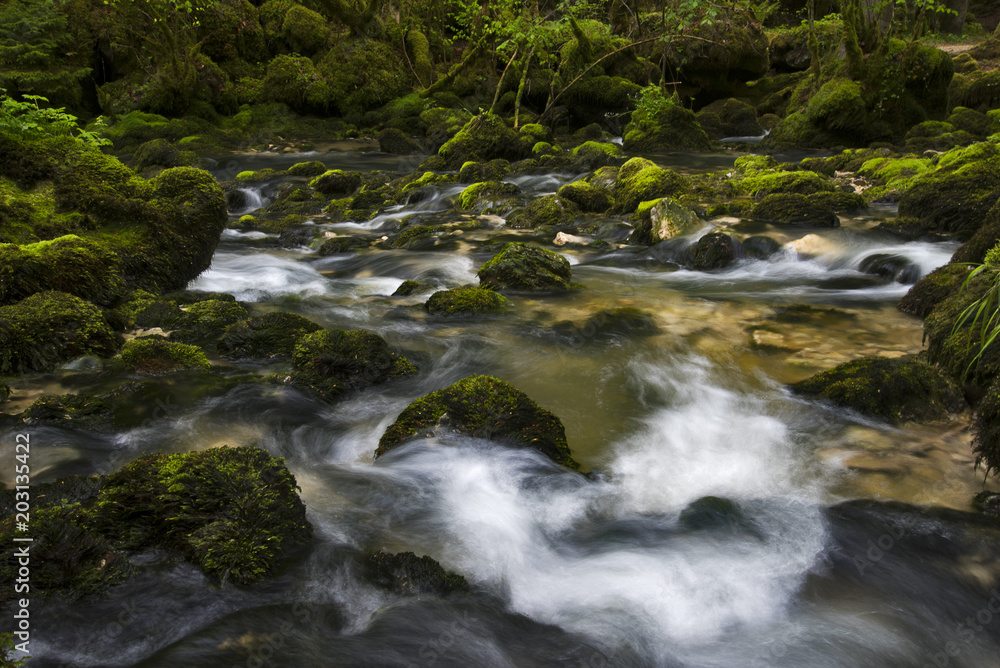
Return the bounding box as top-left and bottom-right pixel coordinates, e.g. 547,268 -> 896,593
189,252 -> 331,300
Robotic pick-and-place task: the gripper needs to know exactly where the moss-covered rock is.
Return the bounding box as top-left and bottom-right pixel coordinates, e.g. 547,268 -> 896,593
698,98 -> 762,138
118,337 -> 211,374
623,100 -> 713,153
364,550 -> 471,596
132,138 -> 198,171
557,180 -> 613,213
569,141 -> 625,169
947,107 -> 1000,137
792,355 -> 964,425
310,169 -> 362,197
219,312 -> 323,359
169,299 -> 250,343
392,280 -> 430,296
287,161 -> 327,177
438,114 -> 529,169
95,446 -> 311,585
736,169 -> 835,198
898,264 -> 972,318
0,235 -> 125,307
377,128 -> 421,154
457,181 -> 521,212
478,242 -> 572,292
507,195 -> 579,229
262,55 -> 331,114
973,378 -> 1000,476
287,329 -> 416,403
375,375 -> 577,469
752,193 -> 839,227
281,4 -> 330,56
923,267 -> 1000,385
612,157 -> 688,214
458,159 -> 511,183
0,291 -> 119,375
425,285 -> 511,316
550,307 -> 658,343
857,156 -> 934,202
692,232 -> 743,270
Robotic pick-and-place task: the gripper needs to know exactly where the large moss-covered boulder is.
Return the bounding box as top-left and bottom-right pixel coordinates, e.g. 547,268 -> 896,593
557,180 -> 613,213
438,114 -> 529,169
477,242 -> 573,292
375,375 -> 578,469
457,181 -> 521,212
0,291 -> 120,374
309,169 -> 362,196
168,298 -> 250,343
923,267 -> 1000,385
752,193 -> 839,227
219,312 -> 323,359
736,169 -> 835,198
95,446 -> 311,585
897,142 -> 1000,238
973,378 -> 1000,477
623,101 -> 713,153
792,356 -> 964,425
426,286 -> 511,316
898,263 -> 971,318
506,194 -> 579,229
287,329 -> 417,403
119,337 -> 210,374
0,235 -> 125,307
612,157 -> 689,214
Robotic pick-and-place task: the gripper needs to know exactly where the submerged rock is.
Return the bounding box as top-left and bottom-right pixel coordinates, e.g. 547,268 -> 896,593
219,312 -> 323,359
375,375 -> 578,469
364,551 -> 471,596
425,285 -> 511,316
792,355 -> 965,425
477,242 -> 573,292
286,329 -> 417,403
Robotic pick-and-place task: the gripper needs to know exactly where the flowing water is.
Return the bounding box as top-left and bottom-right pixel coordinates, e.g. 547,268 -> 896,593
6,146 -> 1000,668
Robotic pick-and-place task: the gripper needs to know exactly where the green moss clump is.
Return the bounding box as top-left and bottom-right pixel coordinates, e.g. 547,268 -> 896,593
898,263 -> 972,318
318,40 -> 410,118
167,299 -> 249,343
752,193 -> 839,227
0,291 -> 120,375
95,446 -> 312,585
119,338 -> 211,374
737,169 -> 835,198
437,114 -> 529,169
219,312 -> 323,359
692,232 -> 743,270
377,128 -> 421,154
0,504 -> 131,602
288,161 -> 327,177
309,169 -> 361,196
507,195 -> 579,229
317,235 -> 373,254
288,329 -> 417,403
235,168 -> 287,184
570,140 -> 624,168
805,78 -> 869,142
375,375 -> 578,469
557,181 -> 613,213
973,378 -> 1000,476
633,197 -> 700,243
612,157 -> 688,214
478,242 -> 573,292
132,139 -> 198,171
946,107 -> 1000,138
857,156 -> 934,201
426,285 -> 510,316
792,355 -> 964,425
457,181 -> 521,212
281,4 -> 329,56
364,550 -> 471,596
622,95 -> 713,152
0,235 -> 125,307
393,280 -> 430,296
458,159 -> 510,183
262,55 -> 331,114
923,268 -> 1000,385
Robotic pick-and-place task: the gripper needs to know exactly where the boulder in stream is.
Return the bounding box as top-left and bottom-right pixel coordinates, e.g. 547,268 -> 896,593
219,312 -> 324,359
376,375 -> 579,469
426,285 -> 511,316
792,355 -> 965,425
364,550 -> 471,596
751,193 -> 839,227
478,242 -> 573,292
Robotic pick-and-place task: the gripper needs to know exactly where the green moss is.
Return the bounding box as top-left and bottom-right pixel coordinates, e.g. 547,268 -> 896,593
570,140 -> 624,167
281,4 -> 329,56
557,181 -> 612,213
622,96 -> 713,152
119,338 -> 210,374
426,285 -> 510,316
458,159 -> 511,183
736,169 -> 835,198
219,312 -> 323,359
0,291 -> 120,375
457,181 -> 521,212
804,77 -> 869,143
973,378 -> 1000,476
317,235 -> 372,254
905,121 -> 956,139
478,242 -> 573,292
364,550 -> 471,596
612,157 -> 688,214
437,114 -> 529,169
0,235 -> 125,307
288,329 -> 417,403
375,375 -> 578,469
752,193 -> 839,227
262,55 -> 331,114
792,355 -> 964,425
391,224 -> 436,248
507,195 -> 579,229
132,138 -> 198,171
858,156 -> 934,201
318,40 -> 410,118
309,169 -> 361,196
632,197 -> 700,243
734,154 -> 777,175
170,299 -> 250,343
393,280 -> 430,296
898,263 -> 971,318
95,446 -> 311,585
923,269 -> 1000,385
288,161 -> 327,177
946,107 -> 1000,137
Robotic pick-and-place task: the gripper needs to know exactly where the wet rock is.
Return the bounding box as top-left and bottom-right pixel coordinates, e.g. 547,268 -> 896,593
507,195 -> 579,229
557,180 -> 613,213
285,329 -> 417,403
477,242 -> 573,292
392,280 -> 431,296
858,254 -> 921,284
219,312 -> 323,359
375,375 -> 578,469
377,128 -> 422,154
119,337 -> 211,374
752,193 -> 839,227
792,355 -> 965,425
425,285 -> 511,316
437,114 -> 530,168
692,232 -> 744,270
550,307 -> 659,344
364,551 -> 471,596
612,157 -> 689,214
742,235 -> 782,259
898,263 -> 971,318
